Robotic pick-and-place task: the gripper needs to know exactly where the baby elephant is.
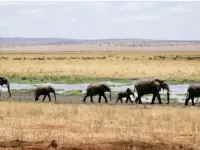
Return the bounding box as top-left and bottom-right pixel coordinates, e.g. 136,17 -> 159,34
116,88 -> 135,103
35,85 -> 56,101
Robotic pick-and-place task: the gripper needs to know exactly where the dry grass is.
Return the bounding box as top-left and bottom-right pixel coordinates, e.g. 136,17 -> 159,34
1,52 -> 200,81
0,101 -> 199,149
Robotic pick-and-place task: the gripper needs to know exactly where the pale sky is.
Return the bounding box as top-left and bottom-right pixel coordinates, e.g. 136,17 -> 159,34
0,1 -> 200,40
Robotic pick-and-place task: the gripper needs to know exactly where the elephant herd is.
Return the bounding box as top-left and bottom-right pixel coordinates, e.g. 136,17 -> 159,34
1,75 -> 200,106
83,78 -> 170,104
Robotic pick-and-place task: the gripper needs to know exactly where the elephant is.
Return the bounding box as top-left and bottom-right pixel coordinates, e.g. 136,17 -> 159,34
0,76 -> 11,97
134,78 -> 170,104
35,85 -> 56,101
185,83 -> 200,106
83,83 -> 111,103
116,88 -> 135,103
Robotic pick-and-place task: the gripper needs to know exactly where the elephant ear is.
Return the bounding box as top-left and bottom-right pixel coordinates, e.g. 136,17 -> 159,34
151,80 -> 158,84
151,80 -> 161,91
126,88 -> 132,94
154,79 -> 165,84
0,77 -> 5,85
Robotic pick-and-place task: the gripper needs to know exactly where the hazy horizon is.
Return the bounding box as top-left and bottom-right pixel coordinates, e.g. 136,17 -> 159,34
0,1 -> 200,40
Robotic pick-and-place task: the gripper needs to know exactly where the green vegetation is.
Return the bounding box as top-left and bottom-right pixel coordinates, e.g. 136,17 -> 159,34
6,73 -> 198,85
9,89 -> 34,93
66,90 -> 82,96
7,73 -> 134,84
167,78 -> 198,84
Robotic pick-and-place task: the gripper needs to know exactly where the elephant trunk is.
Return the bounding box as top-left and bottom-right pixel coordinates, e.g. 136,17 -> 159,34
164,84 -> 170,104
7,82 -> 11,97
54,91 -> 57,101
167,91 -> 170,104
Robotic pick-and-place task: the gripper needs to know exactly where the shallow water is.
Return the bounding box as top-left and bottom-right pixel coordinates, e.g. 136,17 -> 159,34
0,81 -> 190,103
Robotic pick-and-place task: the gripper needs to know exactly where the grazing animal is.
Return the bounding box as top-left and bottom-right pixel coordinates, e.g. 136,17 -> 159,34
83,83 -> 111,103
0,76 -> 11,97
185,83 -> 200,106
35,85 -> 56,101
116,88 -> 135,103
134,78 -> 170,104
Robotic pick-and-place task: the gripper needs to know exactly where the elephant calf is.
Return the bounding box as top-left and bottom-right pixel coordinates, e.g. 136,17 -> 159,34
83,83 -> 111,103
185,83 -> 200,106
116,88 -> 135,103
35,85 -> 56,101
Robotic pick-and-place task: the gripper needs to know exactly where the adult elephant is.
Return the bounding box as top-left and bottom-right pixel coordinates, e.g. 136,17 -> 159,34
134,78 -> 170,104
185,83 -> 200,106
35,85 -> 56,101
0,76 -> 11,97
83,83 -> 111,103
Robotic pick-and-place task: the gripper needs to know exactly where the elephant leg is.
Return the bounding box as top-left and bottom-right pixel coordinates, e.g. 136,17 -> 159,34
116,97 -> 121,103
83,94 -> 88,102
135,93 -> 143,104
192,97 -> 195,105
35,95 -> 38,101
156,93 -> 162,104
185,98 -> 189,106
128,96 -> 133,103
185,96 -> 190,106
47,93 -> 51,101
42,94 -> 46,101
135,97 -> 139,103
98,94 -> 102,103
120,98 -> 123,103
116,97 -> 119,103
126,96 -> 128,103
151,94 -> 156,104
138,96 -> 142,104
90,96 -> 94,103
102,93 -> 108,103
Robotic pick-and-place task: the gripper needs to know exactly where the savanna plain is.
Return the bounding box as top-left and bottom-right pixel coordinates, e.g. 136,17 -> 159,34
1,51 -> 200,149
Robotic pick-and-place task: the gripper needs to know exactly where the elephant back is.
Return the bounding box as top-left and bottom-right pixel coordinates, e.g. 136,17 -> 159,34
135,79 -> 159,94
188,83 -> 200,93
35,85 -> 51,93
86,83 -> 106,96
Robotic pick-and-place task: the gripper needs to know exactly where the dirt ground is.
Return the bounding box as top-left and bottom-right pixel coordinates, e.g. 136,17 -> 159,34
0,139 -> 195,150
0,91 -> 186,106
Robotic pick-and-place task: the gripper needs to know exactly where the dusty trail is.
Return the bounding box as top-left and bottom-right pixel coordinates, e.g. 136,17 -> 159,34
0,139 -> 195,150
0,91 -> 193,108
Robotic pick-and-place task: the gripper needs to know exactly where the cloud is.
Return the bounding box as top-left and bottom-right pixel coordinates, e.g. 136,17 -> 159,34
55,17 -> 77,24
16,8 -> 44,15
0,21 -> 8,26
159,3 -> 200,13
127,15 -> 160,21
0,2 -> 25,7
70,2 -> 111,12
113,14 -> 160,22
119,2 -> 152,11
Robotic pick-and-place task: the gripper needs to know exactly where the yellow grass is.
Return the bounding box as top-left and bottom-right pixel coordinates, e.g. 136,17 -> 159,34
1,52 -> 200,81
0,101 -> 199,149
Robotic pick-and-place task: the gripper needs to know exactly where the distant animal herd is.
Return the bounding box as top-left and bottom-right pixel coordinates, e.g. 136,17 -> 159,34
0,76 -> 200,106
